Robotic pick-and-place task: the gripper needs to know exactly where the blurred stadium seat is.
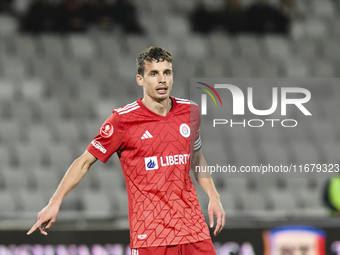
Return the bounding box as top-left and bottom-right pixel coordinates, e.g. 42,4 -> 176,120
18,189 -> 50,219
0,190 -> 16,218
81,189 -> 116,219
0,14 -> 18,35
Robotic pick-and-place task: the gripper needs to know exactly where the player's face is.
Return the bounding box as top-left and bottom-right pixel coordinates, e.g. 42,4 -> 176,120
137,60 -> 173,102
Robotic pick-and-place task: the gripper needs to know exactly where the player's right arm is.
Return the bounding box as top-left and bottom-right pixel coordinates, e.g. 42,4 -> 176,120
27,150 -> 97,236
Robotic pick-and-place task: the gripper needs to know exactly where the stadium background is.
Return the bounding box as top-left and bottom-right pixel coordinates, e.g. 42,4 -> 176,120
0,0 -> 340,254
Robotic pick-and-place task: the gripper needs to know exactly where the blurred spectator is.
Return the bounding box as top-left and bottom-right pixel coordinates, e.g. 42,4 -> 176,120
20,0 -> 144,34
20,0 -> 60,33
58,0 -> 90,33
246,0 -> 289,35
190,0 -> 218,34
113,0 -> 143,34
280,0 -> 304,21
280,0 -> 295,19
220,0 -> 246,35
0,0 -> 12,13
94,0 -> 116,31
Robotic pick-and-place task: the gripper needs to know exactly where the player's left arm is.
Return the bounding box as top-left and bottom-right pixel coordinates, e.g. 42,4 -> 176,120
191,148 -> 226,236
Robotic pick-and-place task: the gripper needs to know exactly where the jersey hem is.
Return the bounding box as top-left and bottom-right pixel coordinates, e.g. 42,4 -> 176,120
86,148 -> 108,163
130,236 -> 212,249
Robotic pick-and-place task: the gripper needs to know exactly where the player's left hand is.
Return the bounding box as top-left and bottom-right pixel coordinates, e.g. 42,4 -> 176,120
208,197 -> 226,236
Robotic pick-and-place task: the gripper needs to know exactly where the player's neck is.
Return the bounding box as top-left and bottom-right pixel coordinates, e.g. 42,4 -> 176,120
141,97 -> 172,116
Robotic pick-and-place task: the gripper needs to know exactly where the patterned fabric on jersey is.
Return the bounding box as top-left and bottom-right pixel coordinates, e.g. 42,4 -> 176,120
87,97 -> 210,248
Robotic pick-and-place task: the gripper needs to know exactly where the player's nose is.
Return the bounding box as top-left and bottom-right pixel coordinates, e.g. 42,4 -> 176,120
158,73 -> 166,83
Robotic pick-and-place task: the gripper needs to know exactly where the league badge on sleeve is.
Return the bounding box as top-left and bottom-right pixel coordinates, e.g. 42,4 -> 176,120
179,123 -> 190,138
100,122 -> 114,138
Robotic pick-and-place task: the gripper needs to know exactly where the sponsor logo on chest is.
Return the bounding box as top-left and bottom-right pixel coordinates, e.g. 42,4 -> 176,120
144,156 -> 159,170
144,154 -> 190,170
160,154 -> 190,166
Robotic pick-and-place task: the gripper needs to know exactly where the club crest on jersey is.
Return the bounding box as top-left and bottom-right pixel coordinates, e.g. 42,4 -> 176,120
144,156 -> 159,170
100,122 -> 114,138
179,123 -> 190,138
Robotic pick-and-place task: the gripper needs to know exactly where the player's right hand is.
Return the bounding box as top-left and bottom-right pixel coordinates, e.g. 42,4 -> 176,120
26,203 -> 60,236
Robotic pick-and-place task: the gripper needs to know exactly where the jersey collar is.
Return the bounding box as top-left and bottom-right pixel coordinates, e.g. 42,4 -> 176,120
137,97 -> 177,120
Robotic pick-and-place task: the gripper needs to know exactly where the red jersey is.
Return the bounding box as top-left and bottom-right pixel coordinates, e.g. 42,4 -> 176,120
87,97 -> 211,248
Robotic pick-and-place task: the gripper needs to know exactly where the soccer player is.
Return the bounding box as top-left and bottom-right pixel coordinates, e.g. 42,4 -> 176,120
27,47 -> 226,255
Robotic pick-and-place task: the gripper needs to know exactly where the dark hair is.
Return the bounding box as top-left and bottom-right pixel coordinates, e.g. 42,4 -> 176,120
136,46 -> 172,76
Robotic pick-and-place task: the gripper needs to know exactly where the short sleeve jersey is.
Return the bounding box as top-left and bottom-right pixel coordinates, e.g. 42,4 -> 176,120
87,97 -> 210,248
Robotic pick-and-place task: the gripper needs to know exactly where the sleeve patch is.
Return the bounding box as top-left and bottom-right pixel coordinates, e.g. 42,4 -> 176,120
100,122 -> 114,138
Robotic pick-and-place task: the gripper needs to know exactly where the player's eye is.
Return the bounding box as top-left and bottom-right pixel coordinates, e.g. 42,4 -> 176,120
150,72 -> 157,76
165,71 -> 171,75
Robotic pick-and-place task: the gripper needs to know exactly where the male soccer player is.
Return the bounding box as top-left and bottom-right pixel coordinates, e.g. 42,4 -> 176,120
27,47 -> 225,255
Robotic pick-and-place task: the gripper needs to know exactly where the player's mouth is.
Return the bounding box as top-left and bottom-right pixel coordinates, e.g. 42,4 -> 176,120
156,86 -> 168,94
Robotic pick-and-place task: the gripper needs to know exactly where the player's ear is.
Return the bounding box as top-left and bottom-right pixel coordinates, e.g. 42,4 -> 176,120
136,74 -> 143,87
